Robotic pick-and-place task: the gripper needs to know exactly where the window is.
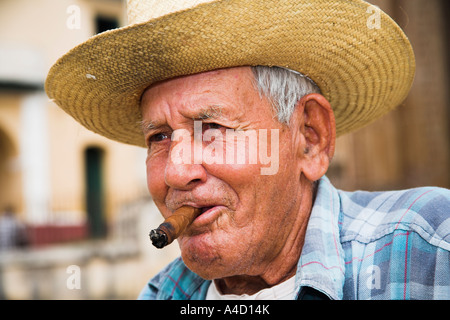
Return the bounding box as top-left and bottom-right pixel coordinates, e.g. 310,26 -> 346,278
95,15 -> 119,34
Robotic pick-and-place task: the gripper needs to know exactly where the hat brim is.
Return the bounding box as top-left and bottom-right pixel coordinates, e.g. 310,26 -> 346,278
45,0 -> 415,148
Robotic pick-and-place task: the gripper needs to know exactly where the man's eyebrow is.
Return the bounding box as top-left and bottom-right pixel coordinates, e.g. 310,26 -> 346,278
140,120 -> 159,134
140,105 -> 224,134
194,105 -> 223,120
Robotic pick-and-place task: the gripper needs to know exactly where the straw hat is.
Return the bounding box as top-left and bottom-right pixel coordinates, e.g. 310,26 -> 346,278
45,0 -> 415,148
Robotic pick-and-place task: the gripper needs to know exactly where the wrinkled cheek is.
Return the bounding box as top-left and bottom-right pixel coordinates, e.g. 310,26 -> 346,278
146,156 -> 167,201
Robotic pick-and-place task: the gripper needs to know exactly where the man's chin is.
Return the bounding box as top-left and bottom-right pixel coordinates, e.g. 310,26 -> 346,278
179,234 -> 230,280
181,254 -> 221,280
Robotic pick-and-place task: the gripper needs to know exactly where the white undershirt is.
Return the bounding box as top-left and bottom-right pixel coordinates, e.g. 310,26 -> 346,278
205,276 -> 296,300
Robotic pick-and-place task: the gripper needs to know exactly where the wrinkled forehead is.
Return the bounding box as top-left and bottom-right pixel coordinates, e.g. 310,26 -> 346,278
141,67 -> 254,102
139,66 -> 260,117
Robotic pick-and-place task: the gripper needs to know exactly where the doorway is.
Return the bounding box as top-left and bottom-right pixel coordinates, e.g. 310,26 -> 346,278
84,147 -> 106,238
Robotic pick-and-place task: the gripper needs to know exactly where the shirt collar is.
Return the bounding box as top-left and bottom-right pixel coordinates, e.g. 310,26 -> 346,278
150,257 -> 209,300
295,176 -> 345,300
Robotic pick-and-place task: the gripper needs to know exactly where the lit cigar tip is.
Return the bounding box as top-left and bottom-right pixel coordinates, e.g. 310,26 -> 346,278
149,229 -> 168,249
149,206 -> 202,249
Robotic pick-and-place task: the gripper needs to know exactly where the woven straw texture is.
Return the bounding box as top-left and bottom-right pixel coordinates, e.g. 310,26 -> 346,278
45,0 -> 415,148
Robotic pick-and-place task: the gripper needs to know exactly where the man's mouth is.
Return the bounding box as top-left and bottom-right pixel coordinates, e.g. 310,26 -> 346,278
188,205 -> 225,227
199,206 -> 214,215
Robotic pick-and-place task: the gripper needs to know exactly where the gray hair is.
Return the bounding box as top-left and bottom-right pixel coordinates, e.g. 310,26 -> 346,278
251,66 -> 321,124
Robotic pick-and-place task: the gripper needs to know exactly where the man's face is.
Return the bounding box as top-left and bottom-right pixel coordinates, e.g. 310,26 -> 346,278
141,67 -> 307,280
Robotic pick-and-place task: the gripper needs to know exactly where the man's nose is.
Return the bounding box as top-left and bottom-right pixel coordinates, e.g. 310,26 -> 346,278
164,138 -> 206,190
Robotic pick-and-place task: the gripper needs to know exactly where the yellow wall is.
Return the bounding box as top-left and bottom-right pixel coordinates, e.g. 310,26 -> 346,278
0,94 -> 23,215
48,101 -> 148,224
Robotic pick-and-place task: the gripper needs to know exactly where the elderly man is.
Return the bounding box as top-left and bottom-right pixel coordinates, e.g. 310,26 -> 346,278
46,0 -> 450,300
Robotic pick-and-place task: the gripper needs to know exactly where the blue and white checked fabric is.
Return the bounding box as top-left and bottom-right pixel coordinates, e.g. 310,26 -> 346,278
139,176 -> 450,300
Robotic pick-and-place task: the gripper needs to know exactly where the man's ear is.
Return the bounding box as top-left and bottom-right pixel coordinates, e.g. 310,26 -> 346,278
295,93 -> 336,182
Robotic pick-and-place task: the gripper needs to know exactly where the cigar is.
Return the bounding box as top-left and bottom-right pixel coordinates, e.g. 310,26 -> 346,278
149,206 -> 201,249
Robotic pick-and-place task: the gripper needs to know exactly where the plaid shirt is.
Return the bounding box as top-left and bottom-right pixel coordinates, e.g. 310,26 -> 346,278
139,176 -> 450,300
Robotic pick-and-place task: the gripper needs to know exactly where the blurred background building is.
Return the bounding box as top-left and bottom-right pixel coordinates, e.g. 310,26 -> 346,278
0,0 -> 180,300
331,0 -> 450,191
0,0 -> 448,299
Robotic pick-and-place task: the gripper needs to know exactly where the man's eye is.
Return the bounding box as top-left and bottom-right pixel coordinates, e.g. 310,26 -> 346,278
204,123 -> 224,130
148,132 -> 169,143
